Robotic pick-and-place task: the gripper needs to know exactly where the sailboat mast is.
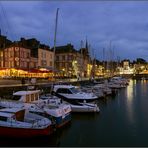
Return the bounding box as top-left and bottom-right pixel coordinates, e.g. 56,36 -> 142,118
80,40 -> 83,79
53,8 -> 59,70
103,48 -> 105,77
93,49 -> 96,79
50,8 -> 59,92
109,40 -> 112,77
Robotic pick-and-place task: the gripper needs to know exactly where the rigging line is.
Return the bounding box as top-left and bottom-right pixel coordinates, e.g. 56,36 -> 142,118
0,2 -> 16,40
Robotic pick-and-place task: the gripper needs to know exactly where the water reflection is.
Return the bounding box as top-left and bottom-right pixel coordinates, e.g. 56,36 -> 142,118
140,79 -> 148,95
126,80 -> 135,125
127,80 -> 134,102
0,135 -> 60,147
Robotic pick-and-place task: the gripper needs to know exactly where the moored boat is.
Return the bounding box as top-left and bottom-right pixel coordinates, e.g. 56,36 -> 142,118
52,84 -> 98,103
41,94 -> 100,113
0,107 -> 53,137
69,101 -> 100,113
0,90 -> 72,129
39,94 -> 72,128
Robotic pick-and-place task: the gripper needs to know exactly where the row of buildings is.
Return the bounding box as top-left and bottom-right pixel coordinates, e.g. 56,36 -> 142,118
1,33 -> 148,79
0,33 -> 95,78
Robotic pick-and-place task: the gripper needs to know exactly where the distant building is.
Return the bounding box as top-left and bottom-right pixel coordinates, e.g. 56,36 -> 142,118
79,39 -> 91,77
38,44 -> 54,69
0,34 -> 98,78
79,48 -> 90,77
0,49 -> 4,68
3,42 -> 36,69
122,59 -> 130,70
118,59 -> 134,74
0,33 -> 12,67
54,43 -> 80,77
54,41 -> 91,78
18,38 -> 54,70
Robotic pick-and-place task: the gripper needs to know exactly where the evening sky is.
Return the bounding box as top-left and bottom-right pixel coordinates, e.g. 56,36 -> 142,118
0,1 -> 148,61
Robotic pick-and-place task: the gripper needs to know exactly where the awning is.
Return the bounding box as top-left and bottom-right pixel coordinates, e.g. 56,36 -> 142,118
28,68 -> 50,73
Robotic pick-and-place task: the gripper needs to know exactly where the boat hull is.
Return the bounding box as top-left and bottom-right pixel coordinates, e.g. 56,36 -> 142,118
55,113 -> 71,128
71,106 -> 100,113
54,93 -> 98,103
0,125 -> 54,138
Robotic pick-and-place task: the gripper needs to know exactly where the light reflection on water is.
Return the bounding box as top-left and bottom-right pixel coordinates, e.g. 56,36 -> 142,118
127,80 -> 134,101
126,80 -> 135,125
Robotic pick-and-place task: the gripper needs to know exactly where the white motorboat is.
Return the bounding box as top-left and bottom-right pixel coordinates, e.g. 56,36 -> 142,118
0,107 -> 53,137
110,77 -> 128,87
80,86 -> 105,98
69,101 -> 100,113
40,94 -> 100,113
52,84 -> 98,102
93,84 -> 112,96
111,76 -> 129,85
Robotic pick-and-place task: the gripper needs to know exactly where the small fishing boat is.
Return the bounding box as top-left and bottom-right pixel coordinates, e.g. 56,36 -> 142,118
0,107 -> 53,137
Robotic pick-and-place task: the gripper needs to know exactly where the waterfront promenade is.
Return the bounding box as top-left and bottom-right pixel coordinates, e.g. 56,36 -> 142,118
0,78 -> 90,87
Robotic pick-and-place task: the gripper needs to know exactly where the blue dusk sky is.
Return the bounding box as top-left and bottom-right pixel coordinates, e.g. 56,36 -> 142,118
0,1 -> 148,61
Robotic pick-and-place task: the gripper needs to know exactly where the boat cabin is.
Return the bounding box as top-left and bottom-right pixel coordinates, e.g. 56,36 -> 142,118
0,112 -> 14,122
0,108 -> 25,121
53,85 -> 79,94
12,90 -> 40,103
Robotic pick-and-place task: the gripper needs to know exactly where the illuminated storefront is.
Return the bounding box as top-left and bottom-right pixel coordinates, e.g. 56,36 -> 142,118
0,68 -> 54,78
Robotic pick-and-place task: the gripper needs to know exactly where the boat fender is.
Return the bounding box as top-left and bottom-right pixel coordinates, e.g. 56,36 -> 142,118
83,100 -> 86,104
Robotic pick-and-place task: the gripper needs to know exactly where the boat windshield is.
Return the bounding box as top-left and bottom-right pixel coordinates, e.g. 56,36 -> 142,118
40,96 -> 48,100
12,95 -> 21,101
70,87 -> 80,94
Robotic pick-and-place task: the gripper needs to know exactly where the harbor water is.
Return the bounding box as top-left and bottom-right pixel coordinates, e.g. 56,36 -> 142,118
1,79 -> 148,147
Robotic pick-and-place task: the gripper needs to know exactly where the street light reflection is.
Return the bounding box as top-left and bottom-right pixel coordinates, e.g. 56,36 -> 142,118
127,80 -> 134,102
126,80 -> 135,125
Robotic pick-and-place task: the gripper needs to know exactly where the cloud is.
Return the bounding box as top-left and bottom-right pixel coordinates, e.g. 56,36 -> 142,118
1,1 -> 148,61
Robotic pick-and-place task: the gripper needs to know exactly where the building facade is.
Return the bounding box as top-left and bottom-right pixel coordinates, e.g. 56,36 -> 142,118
18,38 -> 54,70
38,47 -> 54,69
0,34 -> 12,68
54,43 -> 91,78
4,44 -> 32,69
55,44 -> 78,78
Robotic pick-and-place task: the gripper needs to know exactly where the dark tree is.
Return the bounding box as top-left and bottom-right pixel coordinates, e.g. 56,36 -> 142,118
136,58 -> 147,64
